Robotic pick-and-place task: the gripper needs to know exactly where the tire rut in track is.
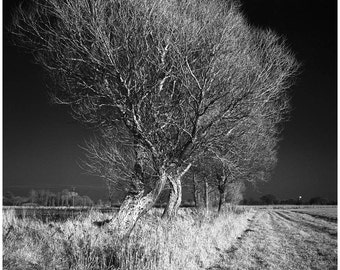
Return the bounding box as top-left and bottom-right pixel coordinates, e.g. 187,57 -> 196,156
291,211 -> 337,223
269,210 -> 337,269
225,210 -> 258,252
274,210 -> 337,238
207,210 -> 261,270
211,210 -> 284,269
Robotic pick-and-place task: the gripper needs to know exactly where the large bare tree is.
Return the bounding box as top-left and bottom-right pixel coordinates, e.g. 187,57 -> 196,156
12,0 -> 298,232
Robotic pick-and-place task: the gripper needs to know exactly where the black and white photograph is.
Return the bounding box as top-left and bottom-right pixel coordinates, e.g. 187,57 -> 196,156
3,0 -> 337,269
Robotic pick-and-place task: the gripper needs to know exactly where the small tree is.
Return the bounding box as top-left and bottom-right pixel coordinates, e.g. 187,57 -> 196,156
12,0 -> 298,233
61,189 -> 70,206
195,112 -> 278,212
82,195 -> 94,207
29,189 -> 38,204
56,192 -> 62,206
190,170 -> 202,209
225,181 -> 245,205
3,192 -> 15,206
309,197 -> 329,205
260,194 -> 277,205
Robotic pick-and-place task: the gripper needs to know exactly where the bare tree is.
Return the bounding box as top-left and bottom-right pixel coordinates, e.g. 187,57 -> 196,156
225,181 -> 245,205
80,130 -> 163,233
214,121 -> 278,212
190,168 -> 205,210
12,0 -> 298,231
189,109 -> 279,213
29,189 -> 38,204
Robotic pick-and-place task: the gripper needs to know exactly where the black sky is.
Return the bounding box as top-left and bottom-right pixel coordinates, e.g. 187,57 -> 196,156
3,0 -> 337,201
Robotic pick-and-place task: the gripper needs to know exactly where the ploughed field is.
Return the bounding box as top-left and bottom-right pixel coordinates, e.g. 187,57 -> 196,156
3,206 -> 337,270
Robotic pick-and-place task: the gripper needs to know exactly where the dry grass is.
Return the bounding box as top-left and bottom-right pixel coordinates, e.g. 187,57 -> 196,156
3,207 -> 253,270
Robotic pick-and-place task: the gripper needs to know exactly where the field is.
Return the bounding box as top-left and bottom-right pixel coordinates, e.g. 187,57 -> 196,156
212,206 -> 337,269
3,205 -> 337,269
290,207 -> 337,221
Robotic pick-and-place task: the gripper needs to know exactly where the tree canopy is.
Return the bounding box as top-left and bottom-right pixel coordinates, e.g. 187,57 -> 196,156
12,0 -> 299,225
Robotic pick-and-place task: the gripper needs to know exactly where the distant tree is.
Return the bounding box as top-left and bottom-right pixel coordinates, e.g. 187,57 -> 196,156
191,171 -> 204,209
225,181 -> 245,205
48,192 -> 57,206
36,190 -> 44,205
82,196 -> 94,207
187,166 -> 206,210
260,194 -> 278,205
309,197 -> 329,205
3,192 -> 15,206
61,189 -> 70,206
280,198 -> 297,205
44,190 -> 52,206
105,179 -> 115,207
240,199 -> 248,205
69,194 -> 92,206
248,198 -> 260,205
29,189 -> 38,204
11,195 -> 28,206
12,0 -> 298,235
56,192 -> 62,206
191,111 -> 278,212
329,200 -> 337,205
97,199 -> 104,207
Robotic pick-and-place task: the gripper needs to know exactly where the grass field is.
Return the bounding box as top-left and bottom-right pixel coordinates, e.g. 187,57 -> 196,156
2,205 -> 337,269
290,206 -> 337,221
3,206 -> 252,270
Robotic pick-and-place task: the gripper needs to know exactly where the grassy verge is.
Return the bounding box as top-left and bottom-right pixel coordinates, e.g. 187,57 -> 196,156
3,207 -> 253,270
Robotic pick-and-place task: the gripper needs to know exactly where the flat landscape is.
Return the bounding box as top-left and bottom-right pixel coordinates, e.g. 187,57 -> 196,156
4,0 -> 336,269
212,207 -> 337,269
3,205 -> 337,270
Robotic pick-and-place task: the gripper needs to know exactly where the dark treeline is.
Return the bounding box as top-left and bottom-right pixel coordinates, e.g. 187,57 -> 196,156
241,194 -> 337,205
4,189 -> 336,208
3,189 -> 96,207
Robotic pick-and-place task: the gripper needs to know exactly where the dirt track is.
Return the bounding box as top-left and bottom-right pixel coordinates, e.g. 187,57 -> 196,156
209,209 -> 337,270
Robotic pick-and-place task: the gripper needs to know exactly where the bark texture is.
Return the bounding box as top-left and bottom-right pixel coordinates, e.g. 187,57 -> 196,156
204,178 -> 209,212
192,173 -> 199,207
162,163 -> 192,219
116,172 -> 167,236
218,185 -> 226,213
162,176 -> 182,219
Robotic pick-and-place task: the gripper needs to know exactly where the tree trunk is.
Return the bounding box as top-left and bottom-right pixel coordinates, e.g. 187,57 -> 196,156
218,186 -> 226,213
116,170 -> 167,237
106,180 -> 114,207
116,191 -> 153,236
192,173 -> 199,207
192,173 -> 205,211
162,163 -> 192,219
162,176 -> 181,219
204,178 -> 209,213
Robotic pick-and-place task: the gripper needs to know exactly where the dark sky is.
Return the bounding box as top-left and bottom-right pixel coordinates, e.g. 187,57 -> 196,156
3,0 -> 337,201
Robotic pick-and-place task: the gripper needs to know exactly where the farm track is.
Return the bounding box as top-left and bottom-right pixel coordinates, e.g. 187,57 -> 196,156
290,210 -> 337,223
275,210 -> 337,237
209,209 -> 337,270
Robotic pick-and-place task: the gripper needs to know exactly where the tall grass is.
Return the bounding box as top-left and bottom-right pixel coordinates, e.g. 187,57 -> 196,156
3,207 -> 253,270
